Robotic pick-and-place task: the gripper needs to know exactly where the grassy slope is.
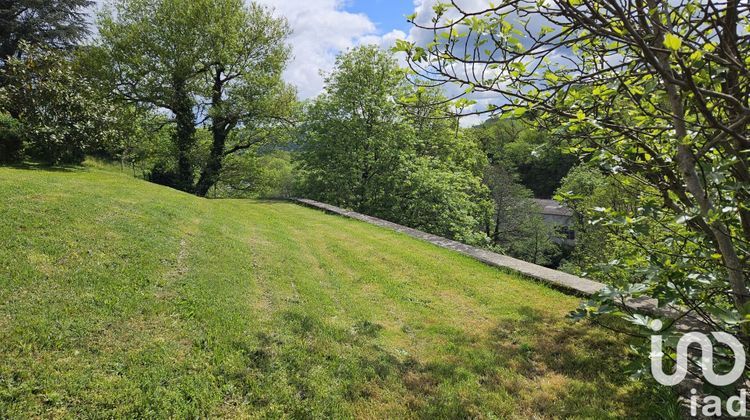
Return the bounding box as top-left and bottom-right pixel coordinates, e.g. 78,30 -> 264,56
0,165 -> 663,418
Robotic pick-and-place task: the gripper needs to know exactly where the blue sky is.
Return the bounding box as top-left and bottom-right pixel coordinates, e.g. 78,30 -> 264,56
345,0 -> 414,34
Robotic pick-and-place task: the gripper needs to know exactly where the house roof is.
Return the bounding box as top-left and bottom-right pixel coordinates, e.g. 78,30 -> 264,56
533,199 -> 573,217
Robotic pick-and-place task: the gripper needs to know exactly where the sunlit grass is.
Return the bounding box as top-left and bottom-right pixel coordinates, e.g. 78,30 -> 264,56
0,164 -> 669,418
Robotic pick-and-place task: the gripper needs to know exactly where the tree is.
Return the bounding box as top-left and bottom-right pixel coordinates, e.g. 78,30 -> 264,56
0,44 -> 117,164
97,0 -> 294,195
97,0 -> 210,191
483,164 -> 560,265
472,118 -> 576,198
213,149 -> 297,198
394,157 -> 492,244
94,105 -> 175,177
509,129 -> 575,199
300,45 -> 413,213
0,0 -> 92,65
299,45 -> 491,243
397,0 -> 750,377
193,1 -> 294,197
0,112 -> 23,163
555,164 -> 642,279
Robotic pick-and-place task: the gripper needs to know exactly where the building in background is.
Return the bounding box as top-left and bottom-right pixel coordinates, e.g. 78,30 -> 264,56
533,199 -> 575,246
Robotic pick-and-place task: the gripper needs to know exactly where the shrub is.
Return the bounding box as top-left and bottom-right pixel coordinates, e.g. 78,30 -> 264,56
2,44 -> 117,165
213,150 -> 297,198
24,130 -> 87,165
390,158 -> 493,245
0,113 -> 24,164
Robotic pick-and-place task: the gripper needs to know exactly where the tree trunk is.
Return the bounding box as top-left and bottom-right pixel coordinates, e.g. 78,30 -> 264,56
195,125 -> 227,197
172,77 -> 196,193
195,67 -> 229,197
718,0 -> 750,250
643,0 -> 750,322
657,48 -> 750,315
492,211 -> 501,244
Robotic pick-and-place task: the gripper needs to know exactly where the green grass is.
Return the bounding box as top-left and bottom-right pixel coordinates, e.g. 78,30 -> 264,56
0,164 -> 667,418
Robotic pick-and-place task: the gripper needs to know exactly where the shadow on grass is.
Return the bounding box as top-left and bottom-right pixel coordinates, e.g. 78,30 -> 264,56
387,306 -> 656,418
0,162 -> 83,173
210,307 -> 666,419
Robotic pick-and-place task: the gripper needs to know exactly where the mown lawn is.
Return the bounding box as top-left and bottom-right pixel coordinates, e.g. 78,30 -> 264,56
0,164 -> 668,418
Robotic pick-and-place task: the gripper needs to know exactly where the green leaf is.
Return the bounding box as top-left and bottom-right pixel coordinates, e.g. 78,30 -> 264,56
663,34 -> 682,51
512,107 -> 527,117
412,47 -> 426,62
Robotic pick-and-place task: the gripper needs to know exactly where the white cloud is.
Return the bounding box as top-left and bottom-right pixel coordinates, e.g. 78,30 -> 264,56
258,0 -> 387,99
262,0 -> 500,123
255,1 -> 502,101
404,0 -> 532,126
408,0 -> 495,42
359,29 -> 407,50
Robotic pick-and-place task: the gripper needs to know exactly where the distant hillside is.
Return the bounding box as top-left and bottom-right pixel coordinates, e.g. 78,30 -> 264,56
0,164 -> 667,417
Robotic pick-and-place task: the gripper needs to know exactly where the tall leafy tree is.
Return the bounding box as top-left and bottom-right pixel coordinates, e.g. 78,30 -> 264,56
402,84 -> 487,176
300,45 -> 412,213
97,0 -> 293,194
0,0 -> 92,65
98,0 -> 210,191
193,1 -> 294,197
1,44 -> 118,164
397,0 -> 750,375
300,46 -> 491,243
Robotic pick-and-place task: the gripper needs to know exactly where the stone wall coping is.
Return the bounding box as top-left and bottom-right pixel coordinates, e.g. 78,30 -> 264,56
295,198 -> 706,332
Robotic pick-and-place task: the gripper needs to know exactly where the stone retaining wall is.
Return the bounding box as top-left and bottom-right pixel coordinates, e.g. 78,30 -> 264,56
295,198 -> 704,331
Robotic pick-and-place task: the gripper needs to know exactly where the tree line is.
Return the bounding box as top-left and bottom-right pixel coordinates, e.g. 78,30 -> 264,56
0,0 -> 573,267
